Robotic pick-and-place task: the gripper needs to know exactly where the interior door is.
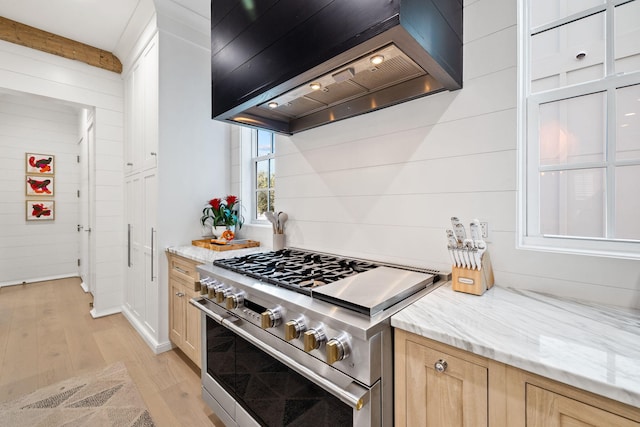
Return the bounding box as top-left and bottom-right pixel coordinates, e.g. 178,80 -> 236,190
78,112 -> 95,294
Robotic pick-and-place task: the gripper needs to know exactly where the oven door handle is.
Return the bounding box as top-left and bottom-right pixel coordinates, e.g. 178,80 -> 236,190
191,297 -> 226,324
189,297 -> 369,411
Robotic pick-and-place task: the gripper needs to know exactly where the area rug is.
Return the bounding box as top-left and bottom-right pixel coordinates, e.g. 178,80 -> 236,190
0,362 -> 156,426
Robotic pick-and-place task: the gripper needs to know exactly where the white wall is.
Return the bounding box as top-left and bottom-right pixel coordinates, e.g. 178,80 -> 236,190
154,1 -> 231,345
0,40 -> 125,315
253,0 -> 640,309
0,93 -> 80,285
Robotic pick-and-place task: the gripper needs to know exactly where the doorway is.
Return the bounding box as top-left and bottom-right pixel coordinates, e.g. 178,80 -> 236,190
78,109 -> 95,294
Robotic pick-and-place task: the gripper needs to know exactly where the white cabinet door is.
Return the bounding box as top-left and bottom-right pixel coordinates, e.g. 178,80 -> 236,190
142,169 -> 158,334
141,37 -> 158,171
124,35 -> 158,174
124,68 -> 136,175
125,174 -> 144,319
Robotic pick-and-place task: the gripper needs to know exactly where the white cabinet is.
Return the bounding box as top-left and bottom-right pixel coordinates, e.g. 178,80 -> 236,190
124,168 -> 158,337
124,35 -> 158,175
123,33 -> 160,345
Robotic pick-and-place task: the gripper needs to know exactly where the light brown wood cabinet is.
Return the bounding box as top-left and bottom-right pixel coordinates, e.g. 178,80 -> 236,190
526,384 -> 639,427
395,329 -> 640,427
167,253 -> 201,368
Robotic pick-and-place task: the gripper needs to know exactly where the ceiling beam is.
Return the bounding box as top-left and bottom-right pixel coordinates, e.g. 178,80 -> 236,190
0,16 -> 122,74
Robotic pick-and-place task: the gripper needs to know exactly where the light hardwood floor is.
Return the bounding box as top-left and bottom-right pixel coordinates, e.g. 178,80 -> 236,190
0,277 -> 222,426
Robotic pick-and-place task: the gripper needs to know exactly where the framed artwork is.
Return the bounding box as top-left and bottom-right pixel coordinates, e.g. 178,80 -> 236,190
26,175 -> 54,196
26,200 -> 55,221
26,153 -> 55,175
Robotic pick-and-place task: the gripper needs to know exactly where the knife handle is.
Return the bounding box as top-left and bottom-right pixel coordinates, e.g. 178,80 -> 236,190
470,219 -> 482,243
451,217 -> 466,243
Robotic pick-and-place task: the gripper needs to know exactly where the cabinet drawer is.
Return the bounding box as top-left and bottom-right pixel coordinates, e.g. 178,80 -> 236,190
526,384 -> 640,427
170,256 -> 199,282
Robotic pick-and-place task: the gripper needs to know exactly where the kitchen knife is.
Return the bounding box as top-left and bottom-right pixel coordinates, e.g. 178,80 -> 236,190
469,220 -> 483,270
451,217 -> 467,267
451,217 -> 467,244
446,229 -> 459,267
464,239 -> 476,269
476,240 -> 487,270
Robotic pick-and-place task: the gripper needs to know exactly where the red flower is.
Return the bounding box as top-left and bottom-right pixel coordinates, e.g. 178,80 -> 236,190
209,198 -> 221,209
201,195 -> 243,229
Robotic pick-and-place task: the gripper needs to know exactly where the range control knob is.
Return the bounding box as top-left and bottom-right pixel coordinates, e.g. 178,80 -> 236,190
284,319 -> 306,341
303,328 -> 326,352
326,334 -> 351,365
206,281 -> 221,299
260,308 -> 282,329
226,292 -> 245,309
215,287 -> 229,303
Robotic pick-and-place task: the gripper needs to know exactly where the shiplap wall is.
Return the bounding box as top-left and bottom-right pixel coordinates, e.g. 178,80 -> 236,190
239,0 -> 640,309
0,94 -> 80,284
0,39 -> 124,315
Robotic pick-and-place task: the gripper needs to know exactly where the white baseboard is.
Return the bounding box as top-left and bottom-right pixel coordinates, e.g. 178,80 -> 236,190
0,273 -> 80,288
80,281 -> 89,292
121,306 -> 172,355
89,306 -> 121,318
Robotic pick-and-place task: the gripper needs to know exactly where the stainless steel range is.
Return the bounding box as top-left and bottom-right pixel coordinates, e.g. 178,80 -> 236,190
190,248 -> 446,427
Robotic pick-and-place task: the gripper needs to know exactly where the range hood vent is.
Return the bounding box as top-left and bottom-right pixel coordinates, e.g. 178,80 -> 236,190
211,0 -> 462,135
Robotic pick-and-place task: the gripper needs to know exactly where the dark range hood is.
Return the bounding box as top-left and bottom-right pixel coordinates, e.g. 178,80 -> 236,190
211,0 -> 462,135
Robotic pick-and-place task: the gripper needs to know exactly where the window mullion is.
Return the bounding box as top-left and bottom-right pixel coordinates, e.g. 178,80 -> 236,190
605,1 -> 616,239
527,97 -> 541,237
606,88 -> 617,239
531,5 -> 606,35
539,162 -> 607,172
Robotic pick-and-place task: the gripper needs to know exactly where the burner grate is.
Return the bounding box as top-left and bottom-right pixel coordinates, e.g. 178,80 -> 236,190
213,249 -> 379,294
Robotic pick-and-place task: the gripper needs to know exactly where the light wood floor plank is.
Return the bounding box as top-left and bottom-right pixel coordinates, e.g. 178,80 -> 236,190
0,278 -> 222,426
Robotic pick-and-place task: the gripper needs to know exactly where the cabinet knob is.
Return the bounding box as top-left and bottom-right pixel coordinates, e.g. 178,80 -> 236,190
126,162 -> 133,166
175,292 -> 185,297
434,359 -> 448,373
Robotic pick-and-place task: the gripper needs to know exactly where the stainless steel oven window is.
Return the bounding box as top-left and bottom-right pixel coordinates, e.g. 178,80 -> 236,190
204,316 -> 354,426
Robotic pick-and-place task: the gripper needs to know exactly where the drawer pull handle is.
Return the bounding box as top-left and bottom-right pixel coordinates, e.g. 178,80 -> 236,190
175,292 -> 185,297
174,267 -> 189,275
434,359 -> 448,373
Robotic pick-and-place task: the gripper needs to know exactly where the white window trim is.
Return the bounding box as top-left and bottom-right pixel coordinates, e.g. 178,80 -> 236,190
252,130 -> 275,223
517,0 -> 640,260
238,127 -> 275,226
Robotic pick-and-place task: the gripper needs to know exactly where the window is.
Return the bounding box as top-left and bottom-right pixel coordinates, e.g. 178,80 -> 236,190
253,129 -> 275,220
520,0 -> 640,258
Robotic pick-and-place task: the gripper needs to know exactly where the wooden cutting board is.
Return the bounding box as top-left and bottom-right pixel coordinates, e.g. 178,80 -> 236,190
191,238 -> 260,252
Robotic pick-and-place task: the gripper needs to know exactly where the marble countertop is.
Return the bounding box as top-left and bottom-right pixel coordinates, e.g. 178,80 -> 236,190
166,244 -> 267,264
391,283 -> 640,408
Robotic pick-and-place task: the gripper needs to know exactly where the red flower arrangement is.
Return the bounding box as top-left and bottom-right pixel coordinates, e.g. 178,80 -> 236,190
201,195 -> 243,228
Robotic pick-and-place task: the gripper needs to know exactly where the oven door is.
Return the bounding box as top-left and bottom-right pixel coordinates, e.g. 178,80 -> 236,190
191,298 -> 381,427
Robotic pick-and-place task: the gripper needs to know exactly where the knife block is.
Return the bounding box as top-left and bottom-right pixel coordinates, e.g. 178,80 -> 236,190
451,251 -> 495,296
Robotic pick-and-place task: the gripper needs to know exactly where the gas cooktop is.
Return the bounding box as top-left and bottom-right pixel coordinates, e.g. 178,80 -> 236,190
213,248 -> 439,316
214,248 -> 377,291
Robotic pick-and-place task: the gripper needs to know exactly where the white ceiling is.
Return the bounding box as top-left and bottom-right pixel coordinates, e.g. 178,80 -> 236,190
0,0 -> 142,52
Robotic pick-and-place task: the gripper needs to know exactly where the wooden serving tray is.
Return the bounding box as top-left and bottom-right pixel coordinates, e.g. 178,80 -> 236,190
191,238 -> 260,252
